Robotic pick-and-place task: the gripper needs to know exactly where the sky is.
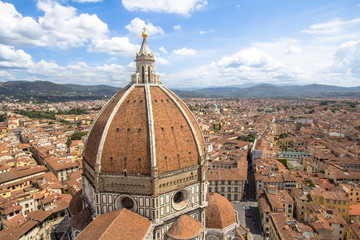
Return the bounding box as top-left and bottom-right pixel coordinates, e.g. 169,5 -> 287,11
0,0 -> 360,89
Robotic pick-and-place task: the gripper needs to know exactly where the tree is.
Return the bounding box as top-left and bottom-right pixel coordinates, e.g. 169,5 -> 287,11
307,109 -> 315,114
0,114 -> 6,122
237,133 -> 256,142
71,131 -> 88,140
279,133 -> 286,139
14,109 -> 56,119
320,101 -> 328,106
60,119 -> 70,124
66,139 -> 72,147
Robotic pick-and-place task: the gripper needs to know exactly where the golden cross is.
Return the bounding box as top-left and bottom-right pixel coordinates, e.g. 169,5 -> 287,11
143,26 -> 146,32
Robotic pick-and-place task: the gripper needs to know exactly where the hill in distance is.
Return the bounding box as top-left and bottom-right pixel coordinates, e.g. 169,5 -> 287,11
0,80 -> 359,101
193,83 -> 360,98
0,80 -> 215,102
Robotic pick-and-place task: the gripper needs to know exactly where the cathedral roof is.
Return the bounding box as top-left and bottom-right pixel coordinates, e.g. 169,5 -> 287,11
68,190 -> 82,216
83,84 -> 204,175
83,31 -> 204,177
76,208 -> 151,240
69,207 -> 93,231
206,192 -> 236,229
166,214 -> 203,239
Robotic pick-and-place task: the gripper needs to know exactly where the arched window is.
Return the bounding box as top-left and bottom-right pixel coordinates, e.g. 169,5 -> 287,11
148,66 -> 151,83
141,66 -> 145,83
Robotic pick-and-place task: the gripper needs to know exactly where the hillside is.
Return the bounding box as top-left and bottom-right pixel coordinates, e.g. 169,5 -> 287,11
0,81 -> 215,101
193,84 -> 360,98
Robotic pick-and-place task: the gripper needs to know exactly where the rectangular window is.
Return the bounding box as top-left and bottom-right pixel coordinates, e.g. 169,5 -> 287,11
327,200 -> 329,203
343,201 -> 346,205
334,200 -> 336,204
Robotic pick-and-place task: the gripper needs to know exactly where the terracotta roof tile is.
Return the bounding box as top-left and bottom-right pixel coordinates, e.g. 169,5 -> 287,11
68,190 -> 82,216
206,192 -> 236,229
166,88 -> 205,153
84,86 -> 129,169
69,207 -> 93,230
151,86 -> 199,173
76,208 -> 151,240
166,214 -> 203,239
101,86 -> 151,175
83,85 -> 205,176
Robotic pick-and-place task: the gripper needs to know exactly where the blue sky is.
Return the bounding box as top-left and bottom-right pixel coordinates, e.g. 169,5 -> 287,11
0,0 -> 359,88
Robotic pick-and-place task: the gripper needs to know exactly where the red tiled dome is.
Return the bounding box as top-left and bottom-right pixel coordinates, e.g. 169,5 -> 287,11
68,190 -> 82,216
166,214 -> 203,239
83,84 -> 204,175
206,192 -> 236,229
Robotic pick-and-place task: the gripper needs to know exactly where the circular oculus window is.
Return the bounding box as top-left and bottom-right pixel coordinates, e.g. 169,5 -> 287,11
115,195 -> 137,212
172,189 -> 189,210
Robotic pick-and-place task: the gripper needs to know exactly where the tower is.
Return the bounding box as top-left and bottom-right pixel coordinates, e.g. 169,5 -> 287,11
131,28 -> 160,85
80,28 -> 208,239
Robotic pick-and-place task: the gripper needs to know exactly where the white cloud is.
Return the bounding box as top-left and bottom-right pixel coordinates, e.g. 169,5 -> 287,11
174,25 -> 181,30
155,56 -> 170,65
216,47 -> 281,69
125,18 -> 164,36
163,16 -> 360,88
122,0 -> 207,16
11,59 -> 135,86
0,70 -> 14,79
330,40 -> 360,75
72,0 -> 102,2
163,43 -> 309,88
200,30 -> 213,35
88,37 -> 140,56
302,18 -> 360,35
0,1 -> 109,49
173,47 -> 196,56
0,44 -> 34,68
106,57 -> 117,62
159,46 -> 168,54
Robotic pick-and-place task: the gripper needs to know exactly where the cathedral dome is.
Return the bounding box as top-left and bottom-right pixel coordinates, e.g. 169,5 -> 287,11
83,30 -> 205,183
166,214 -> 203,239
80,30 -> 208,229
83,84 -> 205,175
206,192 -> 236,229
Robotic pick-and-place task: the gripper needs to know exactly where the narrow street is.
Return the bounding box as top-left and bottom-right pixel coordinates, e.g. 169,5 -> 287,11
232,144 -> 264,240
